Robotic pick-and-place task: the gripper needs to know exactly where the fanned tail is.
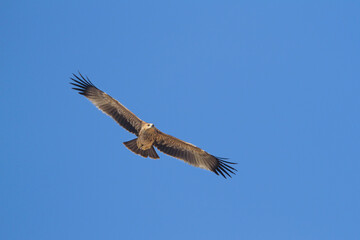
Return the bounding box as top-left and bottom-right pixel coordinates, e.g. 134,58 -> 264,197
123,138 -> 159,159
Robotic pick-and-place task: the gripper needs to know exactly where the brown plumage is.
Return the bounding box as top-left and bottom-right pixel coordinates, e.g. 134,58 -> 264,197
70,73 -> 237,178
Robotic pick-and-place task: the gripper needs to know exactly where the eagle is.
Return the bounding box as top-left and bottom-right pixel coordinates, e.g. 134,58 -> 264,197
70,73 -> 237,178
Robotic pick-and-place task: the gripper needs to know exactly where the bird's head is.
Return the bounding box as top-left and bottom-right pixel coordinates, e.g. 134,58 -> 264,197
146,123 -> 154,129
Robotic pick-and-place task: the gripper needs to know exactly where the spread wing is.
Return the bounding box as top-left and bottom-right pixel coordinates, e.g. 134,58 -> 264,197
154,131 -> 237,178
70,73 -> 143,136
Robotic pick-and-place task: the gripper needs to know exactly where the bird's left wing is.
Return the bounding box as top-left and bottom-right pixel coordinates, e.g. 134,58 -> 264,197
154,131 -> 237,178
70,73 -> 143,136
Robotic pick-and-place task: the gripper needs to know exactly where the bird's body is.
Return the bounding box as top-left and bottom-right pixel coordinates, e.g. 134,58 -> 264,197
138,123 -> 157,150
70,73 -> 237,178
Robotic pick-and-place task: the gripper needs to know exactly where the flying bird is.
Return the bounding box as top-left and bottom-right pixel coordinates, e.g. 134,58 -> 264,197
70,73 -> 237,178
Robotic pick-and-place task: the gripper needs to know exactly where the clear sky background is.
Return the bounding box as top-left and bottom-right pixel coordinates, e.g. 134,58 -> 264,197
1,1 -> 359,239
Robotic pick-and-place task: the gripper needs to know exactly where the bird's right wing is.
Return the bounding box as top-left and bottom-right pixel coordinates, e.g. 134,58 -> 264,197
70,73 -> 143,136
154,131 -> 237,178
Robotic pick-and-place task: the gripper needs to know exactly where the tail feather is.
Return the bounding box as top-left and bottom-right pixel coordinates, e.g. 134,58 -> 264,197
147,146 -> 160,159
123,138 -> 141,155
123,138 -> 159,159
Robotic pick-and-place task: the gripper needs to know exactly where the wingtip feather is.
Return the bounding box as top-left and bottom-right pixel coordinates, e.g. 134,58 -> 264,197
212,156 -> 237,179
70,72 -> 97,95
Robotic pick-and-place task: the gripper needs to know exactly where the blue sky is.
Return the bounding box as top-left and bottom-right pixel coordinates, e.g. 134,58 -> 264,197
1,1 -> 359,239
